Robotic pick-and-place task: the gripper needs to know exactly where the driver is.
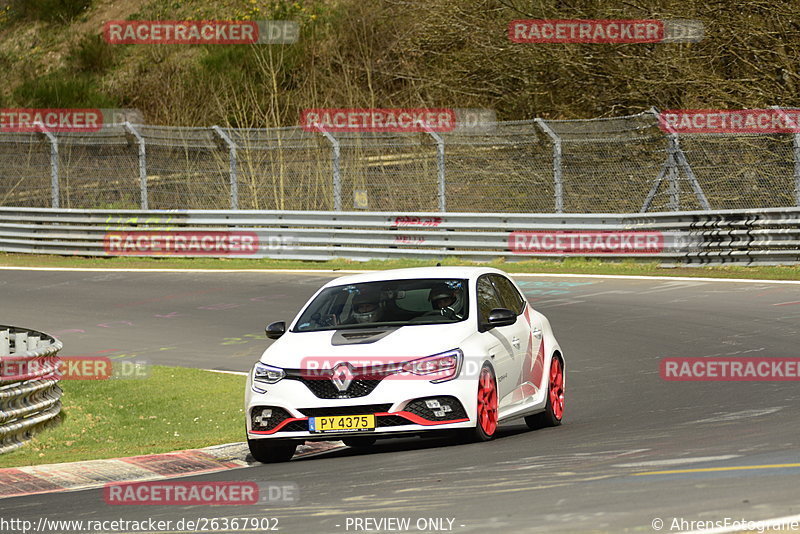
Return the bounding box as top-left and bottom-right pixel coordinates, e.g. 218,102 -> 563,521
351,290 -> 384,324
428,283 -> 464,319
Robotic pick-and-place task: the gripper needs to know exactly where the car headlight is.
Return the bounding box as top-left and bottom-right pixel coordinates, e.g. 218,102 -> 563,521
402,349 -> 463,383
253,363 -> 285,385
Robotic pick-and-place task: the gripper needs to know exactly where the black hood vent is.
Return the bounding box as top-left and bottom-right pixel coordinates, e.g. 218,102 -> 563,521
331,327 -> 398,345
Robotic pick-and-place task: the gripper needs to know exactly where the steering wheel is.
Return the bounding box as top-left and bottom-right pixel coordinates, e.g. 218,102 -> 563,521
422,306 -> 458,320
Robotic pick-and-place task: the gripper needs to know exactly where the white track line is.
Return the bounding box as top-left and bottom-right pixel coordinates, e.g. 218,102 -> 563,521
201,369 -> 248,376
614,455 -> 740,468
2,265 -> 800,284
508,273 -> 800,284
0,266 -> 367,274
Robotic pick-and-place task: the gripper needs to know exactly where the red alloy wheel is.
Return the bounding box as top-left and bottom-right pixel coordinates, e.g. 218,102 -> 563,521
477,366 -> 498,436
548,357 -> 564,421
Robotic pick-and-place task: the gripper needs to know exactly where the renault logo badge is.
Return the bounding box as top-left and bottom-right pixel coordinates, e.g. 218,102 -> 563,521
331,363 -> 354,392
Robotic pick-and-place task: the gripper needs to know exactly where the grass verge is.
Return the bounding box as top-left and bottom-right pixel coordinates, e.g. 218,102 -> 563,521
2,253 -> 800,280
0,366 -> 245,468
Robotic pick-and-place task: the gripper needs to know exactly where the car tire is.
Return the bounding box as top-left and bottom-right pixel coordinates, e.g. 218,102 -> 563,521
525,355 -> 564,429
342,436 -> 377,447
247,438 -> 297,463
459,363 -> 499,443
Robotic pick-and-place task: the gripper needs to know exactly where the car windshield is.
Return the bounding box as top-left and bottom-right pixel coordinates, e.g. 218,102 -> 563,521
293,278 -> 469,332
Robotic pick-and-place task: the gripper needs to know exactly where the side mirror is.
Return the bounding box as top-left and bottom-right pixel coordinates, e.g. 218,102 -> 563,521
265,321 -> 286,340
485,308 -> 517,329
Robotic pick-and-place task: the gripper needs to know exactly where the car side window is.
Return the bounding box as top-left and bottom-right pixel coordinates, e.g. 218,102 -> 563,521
490,275 -> 526,315
477,276 -> 504,324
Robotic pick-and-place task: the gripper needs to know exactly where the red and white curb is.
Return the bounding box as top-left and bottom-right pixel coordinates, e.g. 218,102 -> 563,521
0,441 -> 345,499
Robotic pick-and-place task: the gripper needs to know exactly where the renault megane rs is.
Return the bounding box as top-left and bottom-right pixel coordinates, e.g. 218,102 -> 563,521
245,267 -> 565,462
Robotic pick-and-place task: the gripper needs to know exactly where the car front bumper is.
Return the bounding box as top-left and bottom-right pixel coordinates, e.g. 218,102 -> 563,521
245,372 -> 477,441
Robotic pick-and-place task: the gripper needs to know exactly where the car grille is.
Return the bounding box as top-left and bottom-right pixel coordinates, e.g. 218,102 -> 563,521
299,404 -> 392,417
286,373 -> 386,399
404,396 -> 468,421
250,406 -> 292,432
280,420 -> 308,432
264,405 -> 465,434
376,415 -> 410,427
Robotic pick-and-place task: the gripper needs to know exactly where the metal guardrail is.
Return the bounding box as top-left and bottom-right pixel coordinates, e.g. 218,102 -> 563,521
0,207 -> 798,265
0,326 -> 63,455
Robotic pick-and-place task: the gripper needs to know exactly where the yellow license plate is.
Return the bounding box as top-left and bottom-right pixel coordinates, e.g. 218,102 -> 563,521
309,414 -> 375,433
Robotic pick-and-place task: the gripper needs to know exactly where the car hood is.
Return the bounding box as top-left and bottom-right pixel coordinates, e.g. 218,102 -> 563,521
260,322 -> 474,369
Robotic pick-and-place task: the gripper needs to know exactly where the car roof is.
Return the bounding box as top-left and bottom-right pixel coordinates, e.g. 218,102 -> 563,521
322,266 -> 510,288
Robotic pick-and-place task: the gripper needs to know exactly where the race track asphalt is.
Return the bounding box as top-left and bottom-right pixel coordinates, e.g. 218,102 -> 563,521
2,269 -> 800,533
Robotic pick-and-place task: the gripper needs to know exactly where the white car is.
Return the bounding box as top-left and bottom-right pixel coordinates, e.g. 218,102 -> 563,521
245,267 -> 565,462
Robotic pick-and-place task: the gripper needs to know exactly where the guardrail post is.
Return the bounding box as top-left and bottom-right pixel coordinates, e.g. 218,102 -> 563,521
212,126 -> 239,210
535,119 -> 563,213
123,122 -> 148,210
34,122 -> 59,208
0,329 -> 9,356
314,124 -> 342,211
12,331 -> 27,354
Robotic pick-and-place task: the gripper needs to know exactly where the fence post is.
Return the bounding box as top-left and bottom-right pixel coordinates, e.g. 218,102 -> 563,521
123,122 -> 148,210
673,134 -> 710,210
649,108 -> 680,211
212,126 -> 238,210
794,134 -> 800,207
314,124 -> 341,211
535,119 -> 563,213
667,134 -> 680,211
645,108 -> 708,211
34,122 -> 59,208
771,106 -> 800,207
418,122 -> 446,212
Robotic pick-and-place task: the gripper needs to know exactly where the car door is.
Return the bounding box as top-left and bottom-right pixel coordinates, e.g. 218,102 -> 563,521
490,274 -> 543,407
475,275 -> 519,407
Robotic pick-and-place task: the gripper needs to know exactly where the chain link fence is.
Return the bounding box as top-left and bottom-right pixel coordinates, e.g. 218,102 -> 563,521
0,132 -> 53,208
2,110 -> 799,213
227,127 -> 332,211
59,126 -> 141,209
442,120 -> 554,213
